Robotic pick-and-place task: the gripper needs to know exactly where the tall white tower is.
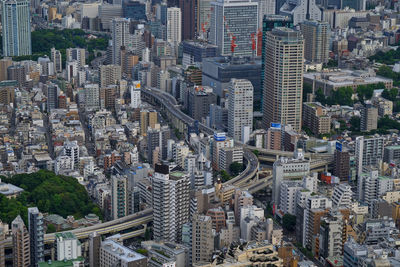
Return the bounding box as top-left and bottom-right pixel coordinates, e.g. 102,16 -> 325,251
167,7 -> 182,44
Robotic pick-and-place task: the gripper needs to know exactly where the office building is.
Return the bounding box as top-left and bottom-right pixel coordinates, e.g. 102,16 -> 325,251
123,1 -> 146,21
51,48 -> 63,73
28,207 -> 44,266
211,132 -> 234,170
152,165 -> 190,243
7,65 -> 26,88
98,4 -> 123,31
100,238 -> 147,266
0,86 -> 15,105
140,110 -> 158,136
180,0 -> 196,40
12,215 -> 30,267
55,232 -> 82,261
333,149 -> 350,181
300,20 -> 329,64
84,84 -> 100,110
355,136 -> 384,176
272,149 -> 310,207
219,146 -> 243,172
111,18 -> 131,65
188,86 -> 217,121
1,0 -> 31,57
197,0 -> 212,36
66,48 -> 86,68
360,104 -> 378,132
63,140 -> 80,170
182,41 -> 217,68
192,213 -> 214,265
47,84 -> 59,111
302,102 -> 331,135
258,0 -> 276,27
100,65 -> 122,88
262,28 -> 304,132
280,0 -> 322,25
167,7 -> 182,44
130,81 -> 141,108
384,145 -> 400,163
147,126 -> 170,165
111,175 -> 128,219
319,211 -> 343,259
0,58 -> 12,83
228,79 -> 253,142
202,57 -> 262,100
210,0 -> 258,56
89,232 -> 101,267
261,15 -> 293,90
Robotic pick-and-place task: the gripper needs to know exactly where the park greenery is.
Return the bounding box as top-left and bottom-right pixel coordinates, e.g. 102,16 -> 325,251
369,47 -> 400,65
229,162 -> 244,176
315,82 -> 385,106
0,170 -> 102,225
282,214 -> 296,232
4,29 -> 109,63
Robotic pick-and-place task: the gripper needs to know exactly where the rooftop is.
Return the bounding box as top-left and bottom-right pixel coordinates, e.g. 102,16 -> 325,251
0,180 -> 24,196
38,257 -> 84,267
102,239 -> 146,262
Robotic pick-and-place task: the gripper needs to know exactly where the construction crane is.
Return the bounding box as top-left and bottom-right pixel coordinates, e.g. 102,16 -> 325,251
223,16 -> 237,57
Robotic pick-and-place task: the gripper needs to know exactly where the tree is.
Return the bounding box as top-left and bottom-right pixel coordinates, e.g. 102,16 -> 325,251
252,150 -> 259,157
303,83 -> 312,102
46,224 -> 56,233
219,170 -> 231,182
349,116 -> 360,132
229,162 -> 244,176
381,88 -> 398,101
315,88 -> 326,105
282,214 -> 296,232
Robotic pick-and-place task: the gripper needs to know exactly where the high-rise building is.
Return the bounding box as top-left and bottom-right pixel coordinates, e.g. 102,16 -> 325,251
262,27 -> 304,132
130,81 -> 141,108
280,0 -> 322,25
84,84 -> 100,110
197,0 -> 212,37
355,136 -> 384,176
7,65 -> 26,88
140,110 -> 158,136
302,102 -> 331,135
211,132 -> 234,170
333,149 -> 350,181
0,86 -> 14,106
167,7 -> 182,44
300,20 -> 329,64
100,65 -> 122,88
180,0 -> 196,40
152,164 -> 190,243
187,86 -> 217,121
383,145 -> 400,163
111,175 -> 128,219
99,238 -> 147,266
0,58 -> 13,81
66,48 -> 86,68
123,0 -> 147,21
341,0 -> 366,10
147,126 -> 170,165
319,211 -> 344,259
55,232 -> 82,261
258,0 -> 275,28
191,214 -> 214,265
12,215 -> 30,267
28,207 -> 44,266
51,48 -> 63,73
228,79 -> 253,142
89,232 -> 101,267
63,140 -> 80,170
1,0 -> 31,57
111,18 -> 131,65
210,0 -> 258,56
47,84 -> 59,111
360,104 -> 378,132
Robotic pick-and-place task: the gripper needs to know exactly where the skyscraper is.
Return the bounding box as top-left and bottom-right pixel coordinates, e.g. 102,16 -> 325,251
51,48 -> 63,73
152,164 -> 190,243
191,214 -> 214,265
66,48 -> 86,68
1,0 -> 31,57
180,0 -> 196,40
360,104 -> 378,132
300,20 -> 329,63
280,0 -> 322,25
111,18 -> 131,65
228,79 -> 253,142
111,175 -> 128,219
28,207 -> 44,266
262,28 -> 304,132
167,7 -> 182,44
46,84 -> 59,111
12,215 -> 30,267
210,0 -> 258,56
197,0 -> 212,37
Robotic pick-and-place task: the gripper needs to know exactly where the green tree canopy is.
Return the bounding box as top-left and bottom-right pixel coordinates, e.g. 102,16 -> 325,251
229,162 -> 244,176
0,170 -> 102,224
282,214 -> 296,232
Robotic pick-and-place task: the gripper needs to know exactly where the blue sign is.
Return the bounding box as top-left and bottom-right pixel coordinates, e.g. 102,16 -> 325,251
270,122 -> 281,129
336,142 -> 342,152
